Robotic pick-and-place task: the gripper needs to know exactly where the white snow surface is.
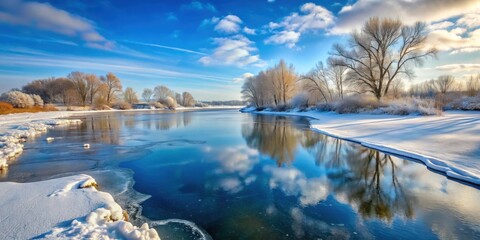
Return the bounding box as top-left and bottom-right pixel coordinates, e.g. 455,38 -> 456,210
0,174 -> 160,239
0,111 -> 162,239
252,110 -> 480,185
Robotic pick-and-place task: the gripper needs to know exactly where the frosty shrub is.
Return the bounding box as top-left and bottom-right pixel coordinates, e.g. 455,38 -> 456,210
30,94 -> 44,106
373,98 -> 439,116
288,93 -> 309,110
160,96 -> 176,110
444,95 -> 480,111
0,91 -> 35,108
334,96 -> 384,114
313,96 -> 439,115
152,102 -> 165,109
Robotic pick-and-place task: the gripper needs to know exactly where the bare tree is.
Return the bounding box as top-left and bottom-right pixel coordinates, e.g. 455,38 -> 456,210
175,92 -> 183,106
182,92 -> 195,107
466,74 -> 480,96
434,75 -> 455,94
86,74 -> 101,104
301,61 -> 334,103
142,88 -> 153,102
275,59 -> 297,105
68,71 -> 89,106
241,76 -> 261,107
330,17 -> 437,100
101,72 -> 122,105
327,58 -> 348,99
124,87 -> 139,104
153,85 -> 175,101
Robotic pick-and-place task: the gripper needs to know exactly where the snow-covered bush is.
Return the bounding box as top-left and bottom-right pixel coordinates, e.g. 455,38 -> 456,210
316,102 -> 335,112
373,98 -> 438,115
444,95 -> 480,111
288,93 -> 309,110
0,91 -> 35,108
160,96 -> 176,110
152,102 -> 165,109
314,96 -> 439,115
334,96 -> 384,114
30,94 -> 44,106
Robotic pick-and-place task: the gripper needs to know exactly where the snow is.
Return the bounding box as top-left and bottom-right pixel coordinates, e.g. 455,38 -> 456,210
250,110 -> 480,185
0,118 -> 82,169
0,174 -> 159,239
0,110 -> 163,239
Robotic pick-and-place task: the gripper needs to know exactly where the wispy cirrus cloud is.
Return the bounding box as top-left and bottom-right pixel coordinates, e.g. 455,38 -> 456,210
435,64 -> 480,72
120,40 -> 207,55
180,1 -> 216,12
0,0 -> 113,49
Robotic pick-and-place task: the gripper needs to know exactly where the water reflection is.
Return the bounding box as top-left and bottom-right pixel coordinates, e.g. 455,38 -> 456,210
242,115 -> 302,166
243,114 -> 414,221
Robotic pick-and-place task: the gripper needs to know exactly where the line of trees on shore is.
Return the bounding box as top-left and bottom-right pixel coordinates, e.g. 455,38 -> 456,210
1,72 -> 198,110
241,17 -> 480,112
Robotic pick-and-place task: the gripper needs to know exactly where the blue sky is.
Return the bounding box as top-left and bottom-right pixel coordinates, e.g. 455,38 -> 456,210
0,0 -> 479,100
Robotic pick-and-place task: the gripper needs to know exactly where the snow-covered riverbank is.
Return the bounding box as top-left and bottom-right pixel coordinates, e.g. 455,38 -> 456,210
0,174 -> 159,239
0,110 -> 164,239
245,109 -> 480,185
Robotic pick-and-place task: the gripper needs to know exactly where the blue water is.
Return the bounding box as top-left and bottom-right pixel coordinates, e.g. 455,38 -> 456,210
3,110 -> 480,239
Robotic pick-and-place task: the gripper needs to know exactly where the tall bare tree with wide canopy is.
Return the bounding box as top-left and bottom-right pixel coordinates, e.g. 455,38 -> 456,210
330,18 -> 437,100
101,72 -> 122,105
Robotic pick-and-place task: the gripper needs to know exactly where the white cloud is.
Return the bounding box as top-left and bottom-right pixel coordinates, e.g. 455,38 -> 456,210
332,0 -> 480,34
0,0 -> 113,49
214,15 -> 242,34
427,21 -> 454,31
435,64 -> 480,72
264,165 -> 328,206
426,27 -> 480,54
457,9 -> 480,28
199,35 -> 265,67
265,30 -> 300,48
265,3 -> 334,48
243,26 -> 256,35
232,72 -> 254,83
180,1 -> 216,12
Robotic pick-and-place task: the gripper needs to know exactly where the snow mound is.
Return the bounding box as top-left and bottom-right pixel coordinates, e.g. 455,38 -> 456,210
46,208 -> 159,240
0,119 -> 82,169
0,174 -> 160,239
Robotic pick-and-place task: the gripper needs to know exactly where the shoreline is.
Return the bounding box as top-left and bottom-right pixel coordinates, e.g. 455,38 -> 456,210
0,107 -> 239,239
246,109 -> 480,186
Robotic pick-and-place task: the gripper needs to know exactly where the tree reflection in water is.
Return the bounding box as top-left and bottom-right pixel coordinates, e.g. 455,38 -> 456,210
242,114 -> 415,222
242,115 -> 301,166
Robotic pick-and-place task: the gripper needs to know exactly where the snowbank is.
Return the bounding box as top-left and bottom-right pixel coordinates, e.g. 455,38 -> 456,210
0,174 -> 159,239
248,110 -> 480,185
0,111 -> 163,239
0,118 -> 82,169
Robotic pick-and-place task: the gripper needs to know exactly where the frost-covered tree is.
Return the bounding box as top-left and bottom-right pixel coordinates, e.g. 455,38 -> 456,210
0,91 -> 35,108
182,92 -> 195,107
30,94 -> 44,106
